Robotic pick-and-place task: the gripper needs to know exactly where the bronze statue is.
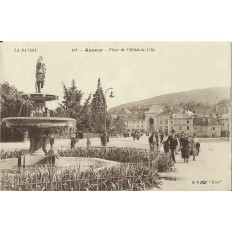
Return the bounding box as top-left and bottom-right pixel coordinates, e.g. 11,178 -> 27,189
35,56 -> 46,93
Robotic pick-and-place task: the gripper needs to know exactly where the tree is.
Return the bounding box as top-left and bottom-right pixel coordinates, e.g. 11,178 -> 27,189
0,82 -> 33,141
78,94 -> 92,132
62,79 -> 83,119
91,78 -> 106,133
111,117 -> 126,134
58,79 -> 84,133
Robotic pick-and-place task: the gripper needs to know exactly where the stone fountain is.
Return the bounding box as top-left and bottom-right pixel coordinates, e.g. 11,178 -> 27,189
2,56 -> 76,166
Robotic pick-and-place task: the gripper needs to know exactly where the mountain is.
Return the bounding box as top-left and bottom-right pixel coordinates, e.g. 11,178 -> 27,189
109,86 -> 230,113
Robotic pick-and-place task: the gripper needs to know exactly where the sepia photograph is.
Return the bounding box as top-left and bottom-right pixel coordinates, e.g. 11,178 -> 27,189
0,42 -> 231,191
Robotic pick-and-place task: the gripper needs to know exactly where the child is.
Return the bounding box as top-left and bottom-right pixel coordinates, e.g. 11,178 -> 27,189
49,133 -> 54,149
70,134 -> 77,149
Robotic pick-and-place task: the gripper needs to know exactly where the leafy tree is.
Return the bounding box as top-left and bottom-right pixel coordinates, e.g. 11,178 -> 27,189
111,117 -> 126,134
62,79 -> 83,119
0,82 -> 33,141
91,78 -> 106,133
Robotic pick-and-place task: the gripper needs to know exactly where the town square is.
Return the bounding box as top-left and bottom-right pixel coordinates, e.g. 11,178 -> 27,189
0,42 -> 231,191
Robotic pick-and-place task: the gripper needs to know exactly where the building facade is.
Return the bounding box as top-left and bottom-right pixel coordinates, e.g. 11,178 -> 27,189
193,117 -> 221,137
111,104 -> 230,137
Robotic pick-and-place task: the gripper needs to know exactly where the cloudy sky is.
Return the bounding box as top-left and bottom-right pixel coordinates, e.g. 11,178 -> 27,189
0,42 -> 230,109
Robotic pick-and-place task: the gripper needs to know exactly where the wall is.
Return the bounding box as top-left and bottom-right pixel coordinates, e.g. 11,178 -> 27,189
193,124 -> 221,137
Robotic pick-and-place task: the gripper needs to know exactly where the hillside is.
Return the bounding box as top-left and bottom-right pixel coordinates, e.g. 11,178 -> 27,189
109,86 -> 230,113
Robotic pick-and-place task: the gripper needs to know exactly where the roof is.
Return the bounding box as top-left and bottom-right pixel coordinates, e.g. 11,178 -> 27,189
193,117 -> 220,125
116,108 -> 131,115
127,112 -> 145,120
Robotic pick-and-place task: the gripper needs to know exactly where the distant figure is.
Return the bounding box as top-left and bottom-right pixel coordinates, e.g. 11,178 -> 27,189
49,133 -> 55,149
132,132 -> 136,141
70,134 -> 77,149
35,56 -> 46,93
195,135 -> 200,156
43,107 -> 49,117
149,132 -> 155,151
87,137 -> 91,149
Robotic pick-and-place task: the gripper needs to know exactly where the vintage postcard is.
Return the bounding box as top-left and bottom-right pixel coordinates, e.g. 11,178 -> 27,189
0,42 -> 231,191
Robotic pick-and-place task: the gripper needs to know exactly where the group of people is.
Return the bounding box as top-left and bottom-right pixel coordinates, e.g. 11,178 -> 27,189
149,130 -> 200,164
131,130 -> 143,141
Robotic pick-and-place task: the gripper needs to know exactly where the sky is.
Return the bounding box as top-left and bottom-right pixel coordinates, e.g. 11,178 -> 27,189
0,42 -> 231,110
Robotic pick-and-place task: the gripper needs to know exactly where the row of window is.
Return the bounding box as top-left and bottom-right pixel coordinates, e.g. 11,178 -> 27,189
172,126 -> 190,131
126,125 -> 144,128
171,120 -> 190,125
126,121 -> 144,124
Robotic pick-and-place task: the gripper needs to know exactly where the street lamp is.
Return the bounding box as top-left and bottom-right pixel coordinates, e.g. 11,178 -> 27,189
103,87 -> 114,146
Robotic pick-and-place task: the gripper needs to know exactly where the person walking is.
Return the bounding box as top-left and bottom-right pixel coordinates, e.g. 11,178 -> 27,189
160,132 -> 169,155
167,130 -> 178,163
87,137 -> 91,149
148,132 -> 155,151
155,132 -> 160,150
49,133 -> 54,149
70,134 -> 77,149
190,134 -> 198,160
180,132 -> 190,163
193,134 -> 200,156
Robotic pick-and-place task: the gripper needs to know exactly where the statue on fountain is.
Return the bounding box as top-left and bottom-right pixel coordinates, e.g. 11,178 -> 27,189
35,56 -> 46,93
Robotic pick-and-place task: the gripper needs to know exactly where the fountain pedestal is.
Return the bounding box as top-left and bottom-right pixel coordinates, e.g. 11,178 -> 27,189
29,129 -> 48,155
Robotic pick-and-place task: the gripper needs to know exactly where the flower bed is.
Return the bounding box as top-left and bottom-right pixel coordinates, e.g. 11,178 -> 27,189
0,163 -> 160,191
58,147 -> 157,164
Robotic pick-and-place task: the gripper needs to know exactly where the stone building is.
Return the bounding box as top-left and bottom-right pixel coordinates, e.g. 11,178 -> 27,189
193,117 -> 221,137
155,106 -> 180,134
145,105 -> 166,132
218,113 -> 230,137
170,108 -> 194,135
125,112 -> 145,132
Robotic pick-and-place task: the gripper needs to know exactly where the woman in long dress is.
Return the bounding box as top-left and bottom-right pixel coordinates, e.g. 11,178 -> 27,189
180,133 -> 190,163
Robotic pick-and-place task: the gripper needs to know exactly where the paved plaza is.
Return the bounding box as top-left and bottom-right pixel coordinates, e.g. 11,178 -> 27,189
0,137 -> 231,191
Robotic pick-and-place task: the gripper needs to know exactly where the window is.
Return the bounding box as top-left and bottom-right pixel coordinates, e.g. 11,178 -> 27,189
187,120 -> 189,124
171,121 -> 173,124
165,120 -> 168,124
213,127 -> 215,130
179,126 -> 181,130
187,126 -> 189,130
160,120 -> 162,124
142,125 -> 143,128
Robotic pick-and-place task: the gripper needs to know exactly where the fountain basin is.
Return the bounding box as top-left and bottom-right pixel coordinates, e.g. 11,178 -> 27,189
2,117 -> 76,129
2,117 -> 76,155
22,93 -> 58,102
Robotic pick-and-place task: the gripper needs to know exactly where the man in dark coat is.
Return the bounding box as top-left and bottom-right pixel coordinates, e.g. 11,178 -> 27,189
155,132 -> 160,150
148,132 -> 155,151
167,129 -> 178,163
